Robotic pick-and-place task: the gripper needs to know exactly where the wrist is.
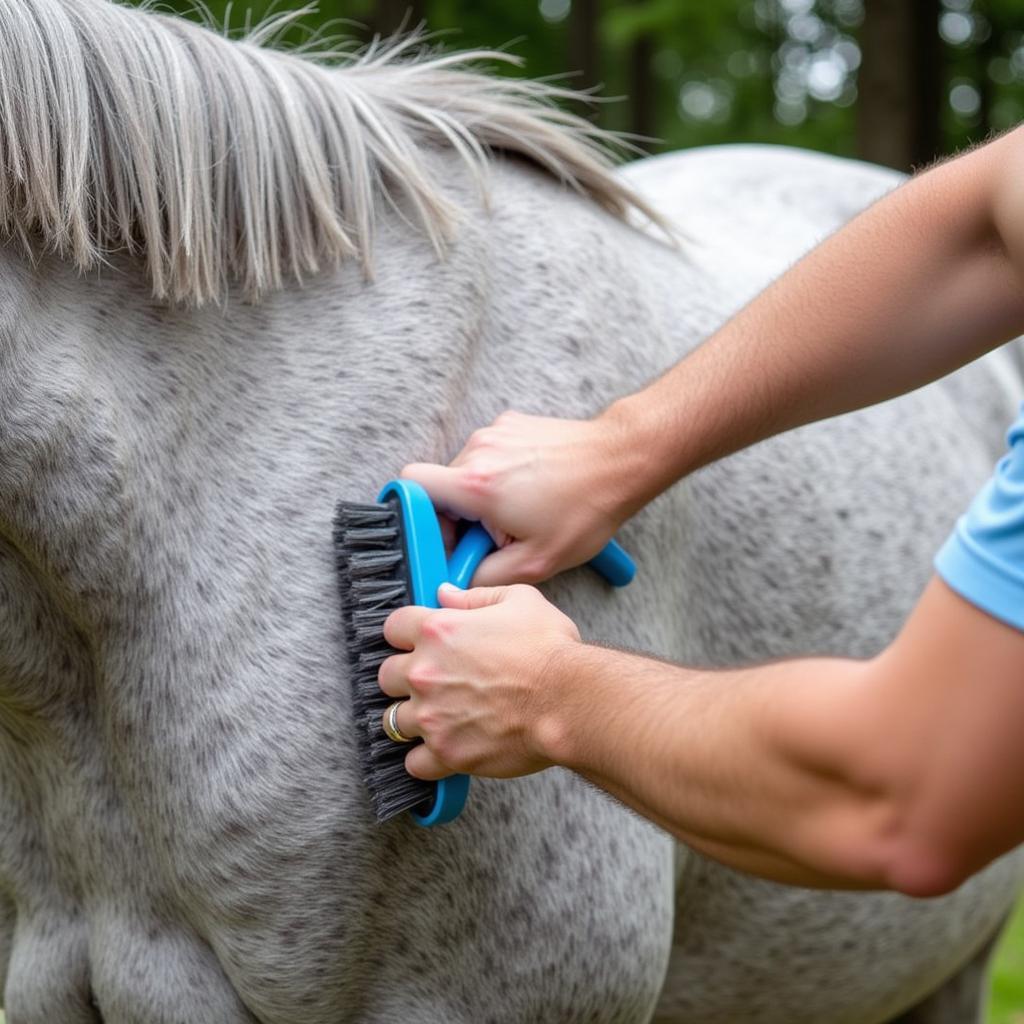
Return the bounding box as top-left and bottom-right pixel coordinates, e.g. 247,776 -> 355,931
531,639 -> 593,770
593,398 -> 650,525
532,640 -> 633,773
599,392 -> 696,522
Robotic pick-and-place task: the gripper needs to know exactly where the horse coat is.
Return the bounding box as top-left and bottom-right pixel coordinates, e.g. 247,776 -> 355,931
0,2 -> 1021,1022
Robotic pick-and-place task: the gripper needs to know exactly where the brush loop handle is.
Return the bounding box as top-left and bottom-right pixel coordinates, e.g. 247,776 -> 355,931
447,525 -> 636,589
447,525 -> 499,589
410,775 -> 470,828
586,538 -> 636,586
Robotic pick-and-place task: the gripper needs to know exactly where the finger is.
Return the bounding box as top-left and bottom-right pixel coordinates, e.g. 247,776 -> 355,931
405,742 -> 456,781
401,463 -> 486,522
377,653 -> 412,698
381,696 -> 421,741
468,542 -> 553,587
439,513 -> 457,555
480,518 -> 512,549
383,605 -> 433,651
437,581 -> 510,610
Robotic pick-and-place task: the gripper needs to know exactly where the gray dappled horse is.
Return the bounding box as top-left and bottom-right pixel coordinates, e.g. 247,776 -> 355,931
0,2 -> 1021,1022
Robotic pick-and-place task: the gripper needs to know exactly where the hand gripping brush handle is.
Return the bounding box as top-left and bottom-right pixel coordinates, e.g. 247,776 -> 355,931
333,478 -> 636,827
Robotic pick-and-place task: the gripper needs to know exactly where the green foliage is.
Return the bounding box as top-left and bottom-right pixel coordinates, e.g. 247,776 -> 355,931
148,1 -> 1024,164
990,898 -> 1024,1024
151,0 -> 856,157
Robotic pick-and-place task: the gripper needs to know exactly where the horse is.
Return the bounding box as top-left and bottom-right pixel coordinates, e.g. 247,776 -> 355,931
0,2 -> 1021,1022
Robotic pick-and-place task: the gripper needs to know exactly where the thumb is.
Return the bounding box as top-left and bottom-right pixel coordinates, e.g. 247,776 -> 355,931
437,582 -> 509,610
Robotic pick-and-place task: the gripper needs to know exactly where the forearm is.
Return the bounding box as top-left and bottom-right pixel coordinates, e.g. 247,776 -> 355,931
605,131 -> 1024,517
535,575 -> 1024,895
540,645 -> 898,889
390,576 -> 1024,892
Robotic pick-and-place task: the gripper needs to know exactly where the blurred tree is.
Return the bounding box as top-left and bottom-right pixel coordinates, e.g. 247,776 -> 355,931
570,0 -> 601,97
374,0 -> 426,35
858,0 -> 942,170
627,1 -> 655,139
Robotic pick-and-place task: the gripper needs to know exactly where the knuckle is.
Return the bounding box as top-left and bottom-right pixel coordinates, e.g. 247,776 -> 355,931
426,733 -> 457,769
419,613 -> 451,643
468,427 -> 496,450
461,467 -> 496,498
406,664 -> 436,693
416,707 -> 440,734
517,556 -> 551,584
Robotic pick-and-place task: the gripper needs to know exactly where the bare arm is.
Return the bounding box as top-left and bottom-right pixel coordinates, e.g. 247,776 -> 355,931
541,578 -> 1024,895
606,128 -> 1024,517
381,577 -> 1024,896
403,127 -> 1024,582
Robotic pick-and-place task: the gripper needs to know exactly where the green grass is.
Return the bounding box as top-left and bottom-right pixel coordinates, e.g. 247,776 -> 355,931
990,898 -> 1024,1024
0,900 -> 1019,1023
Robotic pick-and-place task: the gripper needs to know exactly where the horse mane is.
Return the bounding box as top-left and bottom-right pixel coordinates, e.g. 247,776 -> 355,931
0,0 -> 659,305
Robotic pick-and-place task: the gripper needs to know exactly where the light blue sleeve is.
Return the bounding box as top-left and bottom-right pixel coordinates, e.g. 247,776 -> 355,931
934,404 -> 1024,632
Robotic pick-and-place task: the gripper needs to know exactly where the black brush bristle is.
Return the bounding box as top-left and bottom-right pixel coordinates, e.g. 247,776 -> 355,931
333,498 -> 434,822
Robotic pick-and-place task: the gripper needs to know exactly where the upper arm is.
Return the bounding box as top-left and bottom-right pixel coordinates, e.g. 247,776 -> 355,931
860,393 -> 1024,895
868,572 -> 1024,894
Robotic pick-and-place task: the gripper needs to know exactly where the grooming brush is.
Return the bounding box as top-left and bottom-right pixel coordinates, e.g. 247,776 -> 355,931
333,478 -> 636,827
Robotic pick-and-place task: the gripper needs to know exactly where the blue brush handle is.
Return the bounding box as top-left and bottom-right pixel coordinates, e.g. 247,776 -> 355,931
584,538 -> 636,587
447,525 -> 500,589
448,525 -> 636,589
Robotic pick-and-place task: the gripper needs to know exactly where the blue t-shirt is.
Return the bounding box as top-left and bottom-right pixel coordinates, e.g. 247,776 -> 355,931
935,404 -> 1024,631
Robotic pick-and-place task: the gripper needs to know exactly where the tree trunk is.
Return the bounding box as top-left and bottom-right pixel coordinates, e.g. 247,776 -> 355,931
373,0 -> 427,37
977,11 -> 997,135
857,0 -> 943,171
569,0 -> 601,98
629,28 -> 654,140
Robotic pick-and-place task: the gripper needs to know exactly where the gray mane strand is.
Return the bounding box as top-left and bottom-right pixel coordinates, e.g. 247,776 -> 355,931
0,0 -> 656,305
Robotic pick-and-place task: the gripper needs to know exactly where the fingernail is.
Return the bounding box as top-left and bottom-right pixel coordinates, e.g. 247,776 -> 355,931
439,582 -> 461,593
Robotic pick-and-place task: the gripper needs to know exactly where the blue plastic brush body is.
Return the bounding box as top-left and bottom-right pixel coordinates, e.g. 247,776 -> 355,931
377,477 -> 636,826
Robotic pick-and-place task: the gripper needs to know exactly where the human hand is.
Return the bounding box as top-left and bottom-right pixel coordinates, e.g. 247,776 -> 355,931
378,582 -> 582,781
401,409 -> 632,586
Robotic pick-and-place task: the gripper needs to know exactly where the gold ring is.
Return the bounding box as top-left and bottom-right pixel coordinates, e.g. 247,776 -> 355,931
382,700 -> 415,743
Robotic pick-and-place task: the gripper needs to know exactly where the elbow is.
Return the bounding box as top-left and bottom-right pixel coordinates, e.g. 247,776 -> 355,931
807,795 -> 975,897
827,773 -> 979,896
825,817 -> 971,898
881,841 -> 974,898
869,800 -> 981,898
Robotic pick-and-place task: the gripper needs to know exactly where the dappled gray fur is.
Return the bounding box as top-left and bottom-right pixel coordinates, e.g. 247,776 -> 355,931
0,3 -> 1022,1023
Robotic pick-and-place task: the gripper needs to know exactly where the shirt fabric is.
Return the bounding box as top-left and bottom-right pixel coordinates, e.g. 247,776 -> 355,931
935,403 -> 1024,632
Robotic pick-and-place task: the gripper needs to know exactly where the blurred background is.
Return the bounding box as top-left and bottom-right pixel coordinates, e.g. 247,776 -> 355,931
152,0 -> 1024,174
135,2 -> 1024,1022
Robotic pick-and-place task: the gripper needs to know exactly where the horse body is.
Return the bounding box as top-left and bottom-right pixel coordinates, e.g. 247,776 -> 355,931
0,161 -> 678,1023
0,3 -> 1022,1022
